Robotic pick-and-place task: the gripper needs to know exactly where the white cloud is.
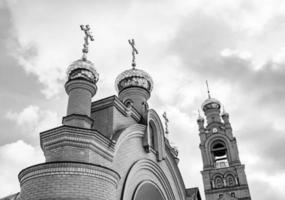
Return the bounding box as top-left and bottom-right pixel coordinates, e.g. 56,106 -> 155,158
6,105 -> 39,126
221,48 -> 252,60
0,140 -> 44,198
5,105 -> 60,138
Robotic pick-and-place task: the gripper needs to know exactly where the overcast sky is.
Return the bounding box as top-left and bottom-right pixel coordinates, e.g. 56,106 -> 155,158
1,0 -> 285,199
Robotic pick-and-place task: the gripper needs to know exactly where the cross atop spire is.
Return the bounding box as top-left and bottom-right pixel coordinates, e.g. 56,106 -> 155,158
128,39 -> 138,69
80,25 -> 94,60
206,80 -> 211,99
163,111 -> 169,136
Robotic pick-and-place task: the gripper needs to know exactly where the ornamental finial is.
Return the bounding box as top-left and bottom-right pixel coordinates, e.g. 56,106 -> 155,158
206,80 -> 211,99
80,25 -> 94,60
222,105 -> 228,115
198,109 -> 202,119
163,111 -> 169,136
128,39 -> 138,69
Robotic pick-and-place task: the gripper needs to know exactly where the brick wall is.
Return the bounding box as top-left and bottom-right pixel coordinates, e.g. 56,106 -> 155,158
19,162 -> 120,200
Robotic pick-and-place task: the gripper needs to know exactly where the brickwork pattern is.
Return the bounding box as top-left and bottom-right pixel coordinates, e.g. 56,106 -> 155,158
18,162 -> 120,200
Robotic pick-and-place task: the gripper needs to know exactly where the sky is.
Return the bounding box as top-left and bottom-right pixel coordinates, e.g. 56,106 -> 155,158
0,0 -> 285,199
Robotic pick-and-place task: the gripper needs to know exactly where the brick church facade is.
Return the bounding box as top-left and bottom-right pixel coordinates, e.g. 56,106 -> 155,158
1,27 -> 251,200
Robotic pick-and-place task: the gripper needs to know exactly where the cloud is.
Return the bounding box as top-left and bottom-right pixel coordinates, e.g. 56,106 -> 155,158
0,140 -> 44,198
238,121 -> 285,173
248,172 -> 285,200
169,11 -> 285,111
5,105 -> 60,142
6,105 -> 39,126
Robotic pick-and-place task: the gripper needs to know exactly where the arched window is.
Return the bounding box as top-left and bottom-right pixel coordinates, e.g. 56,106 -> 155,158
226,174 -> 236,187
215,176 -> 224,188
211,141 -> 229,168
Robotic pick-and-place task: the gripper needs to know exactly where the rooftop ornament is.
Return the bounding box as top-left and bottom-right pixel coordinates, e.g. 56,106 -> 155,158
115,39 -> 153,93
201,80 -> 221,111
163,111 -> 169,137
128,38 -> 138,69
80,24 -> 94,60
66,25 -> 99,84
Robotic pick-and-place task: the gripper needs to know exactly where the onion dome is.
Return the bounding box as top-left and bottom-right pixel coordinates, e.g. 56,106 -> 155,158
115,68 -> 153,93
201,98 -> 221,112
197,115 -> 204,122
67,59 -> 99,84
221,106 -> 229,117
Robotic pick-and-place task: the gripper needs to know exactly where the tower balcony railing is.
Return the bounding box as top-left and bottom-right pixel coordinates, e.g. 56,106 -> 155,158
215,161 -> 229,168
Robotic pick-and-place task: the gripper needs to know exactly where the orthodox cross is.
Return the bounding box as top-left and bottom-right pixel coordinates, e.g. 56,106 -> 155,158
128,39 -> 138,69
80,24 -> 94,60
163,112 -> 169,136
206,80 -> 211,99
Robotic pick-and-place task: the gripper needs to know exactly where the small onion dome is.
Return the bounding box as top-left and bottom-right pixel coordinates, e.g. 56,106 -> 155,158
221,109 -> 229,117
115,68 -> 154,93
201,98 -> 221,111
67,59 -> 99,84
197,115 -> 204,122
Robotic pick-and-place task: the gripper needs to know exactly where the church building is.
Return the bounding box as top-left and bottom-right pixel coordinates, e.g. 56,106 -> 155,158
1,25 -> 251,200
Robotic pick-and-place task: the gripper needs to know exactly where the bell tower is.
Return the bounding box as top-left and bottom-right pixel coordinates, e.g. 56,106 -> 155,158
197,90 -> 251,200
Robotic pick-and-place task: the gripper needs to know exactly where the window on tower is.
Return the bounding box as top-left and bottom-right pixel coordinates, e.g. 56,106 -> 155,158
215,177 -> 224,188
226,174 -> 236,187
211,142 -> 229,168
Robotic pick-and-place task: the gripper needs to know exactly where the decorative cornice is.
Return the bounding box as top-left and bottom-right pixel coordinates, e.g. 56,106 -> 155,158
62,113 -> 94,127
202,165 -> 244,173
40,125 -> 115,161
19,162 -> 120,187
205,184 -> 250,194
91,95 -> 141,121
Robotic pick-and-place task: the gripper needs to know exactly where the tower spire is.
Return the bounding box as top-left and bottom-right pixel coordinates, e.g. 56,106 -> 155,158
80,24 -> 94,60
206,80 -> 211,99
128,39 -> 138,69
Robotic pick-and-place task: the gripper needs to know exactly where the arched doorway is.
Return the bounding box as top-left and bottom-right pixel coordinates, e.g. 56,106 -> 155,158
133,182 -> 165,200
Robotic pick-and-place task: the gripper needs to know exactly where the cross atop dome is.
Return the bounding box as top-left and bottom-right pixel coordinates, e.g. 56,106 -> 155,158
128,39 -> 138,69
80,24 -> 94,60
201,81 -> 221,112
